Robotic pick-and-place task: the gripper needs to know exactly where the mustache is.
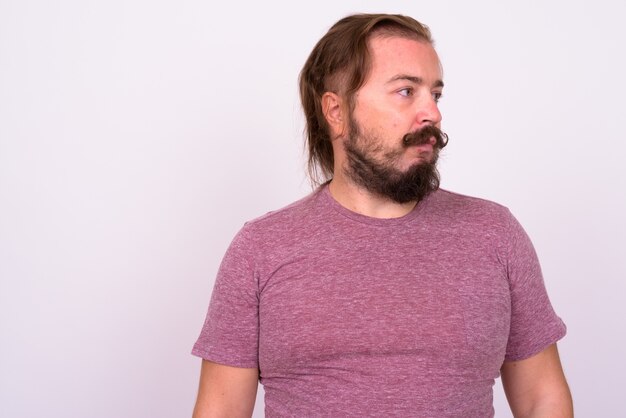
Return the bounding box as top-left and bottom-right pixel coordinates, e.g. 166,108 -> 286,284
402,125 -> 449,149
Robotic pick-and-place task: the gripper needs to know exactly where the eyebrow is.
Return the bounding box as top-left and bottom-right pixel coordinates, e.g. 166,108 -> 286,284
387,74 -> 444,88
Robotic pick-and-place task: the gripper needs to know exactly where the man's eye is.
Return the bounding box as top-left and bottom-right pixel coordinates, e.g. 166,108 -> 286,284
432,92 -> 443,103
398,88 -> 413,97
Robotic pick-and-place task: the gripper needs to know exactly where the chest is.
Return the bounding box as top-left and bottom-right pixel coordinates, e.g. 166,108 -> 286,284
257,238 -> 511,375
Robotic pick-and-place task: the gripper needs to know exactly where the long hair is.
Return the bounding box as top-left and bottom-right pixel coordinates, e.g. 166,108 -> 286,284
299,14 -> 433,185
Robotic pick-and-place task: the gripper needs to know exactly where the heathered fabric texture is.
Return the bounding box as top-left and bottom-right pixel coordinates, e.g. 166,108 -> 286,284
192,186 -> 566,417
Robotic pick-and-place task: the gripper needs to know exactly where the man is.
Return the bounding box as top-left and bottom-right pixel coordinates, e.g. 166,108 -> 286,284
192,13 -> 572,417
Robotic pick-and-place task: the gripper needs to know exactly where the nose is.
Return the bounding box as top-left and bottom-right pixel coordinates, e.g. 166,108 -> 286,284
415,93 -> 442,127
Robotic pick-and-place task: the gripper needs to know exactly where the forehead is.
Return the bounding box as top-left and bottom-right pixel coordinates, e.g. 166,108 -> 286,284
366,35 -> 442,81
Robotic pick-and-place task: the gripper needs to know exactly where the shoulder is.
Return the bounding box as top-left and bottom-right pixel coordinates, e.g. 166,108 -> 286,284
427,188 -> 514,226
247,187 -> 325,226
423,189 -> 526,256
430,188 -> 508,212
223,188 -> 330,278
430,189 -> 540,260
236,187 -> 327,242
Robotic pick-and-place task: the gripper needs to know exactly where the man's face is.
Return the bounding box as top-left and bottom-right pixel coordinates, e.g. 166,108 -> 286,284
342,35 -> 446,203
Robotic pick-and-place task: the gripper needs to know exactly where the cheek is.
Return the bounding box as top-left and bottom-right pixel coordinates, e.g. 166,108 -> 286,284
354,104 -> 411,137
380,112 -> 407,133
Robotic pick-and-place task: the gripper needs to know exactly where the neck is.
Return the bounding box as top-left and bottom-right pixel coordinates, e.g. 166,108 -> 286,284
327,176 -> 418,219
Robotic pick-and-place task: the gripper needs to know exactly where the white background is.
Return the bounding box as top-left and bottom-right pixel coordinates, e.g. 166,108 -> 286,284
1,0 -> 625,417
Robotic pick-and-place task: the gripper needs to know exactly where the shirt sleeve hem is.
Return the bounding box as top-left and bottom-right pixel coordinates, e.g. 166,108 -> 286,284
191,345 -> 259,369
504,322 -> 567,362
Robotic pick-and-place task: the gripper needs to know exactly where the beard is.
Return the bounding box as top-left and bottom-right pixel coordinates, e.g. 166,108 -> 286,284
343,119 -> 449,204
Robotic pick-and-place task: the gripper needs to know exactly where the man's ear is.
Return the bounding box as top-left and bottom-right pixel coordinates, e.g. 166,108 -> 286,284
322,92 -> 347,139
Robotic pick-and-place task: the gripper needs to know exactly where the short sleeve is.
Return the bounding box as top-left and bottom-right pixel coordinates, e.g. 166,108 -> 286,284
503,211 -> 566,361
191,226 -> 260,368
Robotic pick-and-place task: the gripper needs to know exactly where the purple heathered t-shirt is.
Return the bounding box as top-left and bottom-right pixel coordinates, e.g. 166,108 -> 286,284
192,186 -> 566,417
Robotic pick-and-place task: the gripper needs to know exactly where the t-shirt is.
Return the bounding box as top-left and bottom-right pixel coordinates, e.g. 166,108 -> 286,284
192,186 -> 566,417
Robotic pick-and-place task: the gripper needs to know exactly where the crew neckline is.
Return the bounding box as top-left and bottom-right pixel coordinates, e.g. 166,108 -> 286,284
320,184 -> 431,227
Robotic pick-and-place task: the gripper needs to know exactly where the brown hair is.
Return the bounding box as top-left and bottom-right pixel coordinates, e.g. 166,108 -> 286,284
299,13 -> 433,185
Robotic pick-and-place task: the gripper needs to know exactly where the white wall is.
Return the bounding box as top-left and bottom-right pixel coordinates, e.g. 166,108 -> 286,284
1,0 -> 624,416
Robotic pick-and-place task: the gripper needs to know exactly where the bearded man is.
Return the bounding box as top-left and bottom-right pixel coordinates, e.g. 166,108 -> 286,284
191,13 -> 573,418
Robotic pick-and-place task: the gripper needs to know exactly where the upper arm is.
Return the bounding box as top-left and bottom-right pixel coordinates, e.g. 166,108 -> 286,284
501,343 -> 573,418
192,359 -> 259,418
